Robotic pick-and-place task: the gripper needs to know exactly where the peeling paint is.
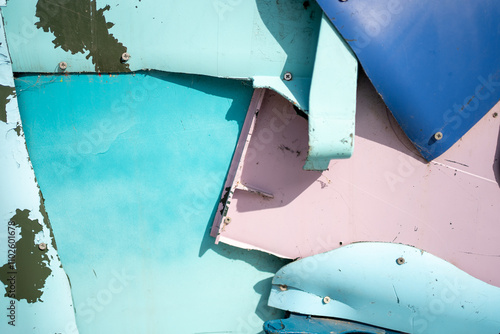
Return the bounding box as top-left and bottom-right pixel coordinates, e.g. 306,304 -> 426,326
14,122 -> 21,136
0,84 -> 15,122
35,0 -> 130,72
0,209 -> 52,303
38,190 -> 58,251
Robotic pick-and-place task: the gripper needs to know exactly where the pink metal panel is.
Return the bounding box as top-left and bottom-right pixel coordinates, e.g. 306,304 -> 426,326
212,74 -> 500,287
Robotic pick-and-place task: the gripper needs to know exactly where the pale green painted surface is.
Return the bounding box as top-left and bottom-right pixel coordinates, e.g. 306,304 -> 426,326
304,14 -> 358,170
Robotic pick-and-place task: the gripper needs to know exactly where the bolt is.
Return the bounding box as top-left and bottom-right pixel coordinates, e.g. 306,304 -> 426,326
493,112 -> 498,118
58,62 -> 68,71
339,0 -> 348,2
121,52 -> 131,62
279,284 -> 288,291
38,243 -> 47,251
433,132 -> 443,141
323,296 -> 331,304
283,72 -> 293,81
224,217 -> 232,225
396,257 -> 405,265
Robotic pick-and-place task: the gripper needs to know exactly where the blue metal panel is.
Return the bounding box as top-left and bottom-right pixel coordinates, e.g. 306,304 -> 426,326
14,72 -> 288,333
268,242 -> 500,334
264,314 -> 400,334
316,0 -> 500,160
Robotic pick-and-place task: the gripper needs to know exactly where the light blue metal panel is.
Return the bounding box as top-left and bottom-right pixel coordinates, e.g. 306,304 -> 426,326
268,242 -> 500,334
15,72 -> 289,333
3,0 -> 321,110
304,14 -> 358,170
316,0 -> 500,161
0,9 -> 77,333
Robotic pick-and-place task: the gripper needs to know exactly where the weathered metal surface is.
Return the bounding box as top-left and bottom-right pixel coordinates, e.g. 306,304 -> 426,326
14,72 -> 289,333
268,243 -> 500,334
304,14 -> 357,170
4,0 -> 318,109
0,10 -> 77,333
265,314 -> 400,334
316,0 -> 500,161
212,73 -> 500,287
4,0 -> 359,169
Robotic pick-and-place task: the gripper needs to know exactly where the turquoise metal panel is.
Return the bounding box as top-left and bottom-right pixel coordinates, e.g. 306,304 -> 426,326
15,72 -> 289,333
268,242 -> 500,334
304,14 -> 358,170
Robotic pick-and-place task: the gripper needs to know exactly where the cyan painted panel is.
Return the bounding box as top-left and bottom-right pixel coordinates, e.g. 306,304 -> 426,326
15,72 -> 288,333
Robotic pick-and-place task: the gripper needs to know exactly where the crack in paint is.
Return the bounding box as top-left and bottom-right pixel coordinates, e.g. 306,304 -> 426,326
0,209 -> 52,303
35,0 -> 130,72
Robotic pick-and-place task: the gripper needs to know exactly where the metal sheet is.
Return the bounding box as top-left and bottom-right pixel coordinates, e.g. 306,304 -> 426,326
264,314 -> 399,334
14,71 -> 289,333
316,0 -> 500,160
4,0 -> 321,109
0,10 -> 77,333
4,0 -> 360,169
212,73 -> 500,287
268,243 -> 500,334
304,14 -> 358,170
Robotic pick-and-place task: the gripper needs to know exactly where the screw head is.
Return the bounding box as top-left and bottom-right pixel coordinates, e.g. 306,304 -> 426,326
396,257 -> 405,265
493,112 -> 498,118
323,296 -> 331,304
279,284 -> 288,291
283,72 -> 293,81
38,243 -> 47,251
433,132 -> 443,141
58,62 -> 68,71
224,217 -> 232,225
121,52 -> 131,62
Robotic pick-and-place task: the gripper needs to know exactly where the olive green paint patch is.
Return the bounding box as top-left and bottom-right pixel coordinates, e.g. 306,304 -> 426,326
35,0 -> 130,72
39,190 -> 58,251
0,209 -> 52,303
14,122 -> 21,136
0,85 -> 15,123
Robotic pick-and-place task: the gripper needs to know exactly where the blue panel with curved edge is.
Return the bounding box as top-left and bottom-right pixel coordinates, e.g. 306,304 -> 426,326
264,314 -> 401,334
316,0 -> 500,160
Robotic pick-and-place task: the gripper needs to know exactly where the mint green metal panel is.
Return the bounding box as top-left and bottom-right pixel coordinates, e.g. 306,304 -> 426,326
304,14 -> 358,170
3,0 -> 321,110
3,0 -> 358,169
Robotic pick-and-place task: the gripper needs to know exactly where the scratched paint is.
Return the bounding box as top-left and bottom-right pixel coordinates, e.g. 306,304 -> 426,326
0,84 -> 15,122
35,0 -> 129,72
0,209 -> 52,303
